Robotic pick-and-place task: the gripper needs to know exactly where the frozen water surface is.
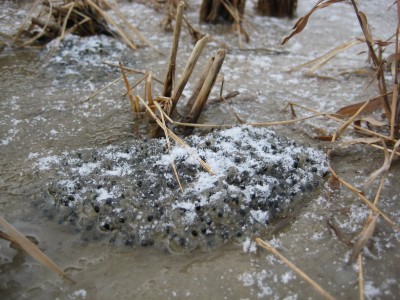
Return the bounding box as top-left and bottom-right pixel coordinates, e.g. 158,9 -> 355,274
1,0 -> 399,299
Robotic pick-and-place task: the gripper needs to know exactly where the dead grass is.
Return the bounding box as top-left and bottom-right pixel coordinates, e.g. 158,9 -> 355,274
0,216 -> 74,283
7,0 -> 149,49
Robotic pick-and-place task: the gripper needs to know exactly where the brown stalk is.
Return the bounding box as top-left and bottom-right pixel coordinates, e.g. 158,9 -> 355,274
154,101 -> 184,193
79,74 -> 127,104
170,112 -> 323,129
13,0 -> 41,44
59,2 -> 75,39
125,73 -> 150,96
146,71 -> 154,106
336,93 -> 392,116
170,34 -> 210,114
180,49 -> 226,135
364,140 -> 390,189
119,60 -> 140,114
391,7 -> 400,138
328,164 -> 400,232
332,99 -> 371,141
288,39 -> 363,75
105,0 -> 155,50
256,238 -> 336,300
281,0 -> 345,45
358,254 -> 365,300
136,95 -> 215,175
350,0 -> 391,119
0,216 -> 74,283
183,56 -> 214,115
86,0 -> 137,50
22,0 -> 53,47
349,212 -> 378,264
289,102 -> 397,143
163,1 -> 184,97
100,59 -> 164,85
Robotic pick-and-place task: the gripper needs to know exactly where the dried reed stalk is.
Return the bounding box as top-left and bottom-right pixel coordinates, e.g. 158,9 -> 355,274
288,39 -> 363,75
350,0 -> 391,119
105,0 -> 155,50
22,0 -> 54,46
328,164 -> 400,232
183,56 -> 214,114
180,49 -> 226,135
170,34 -> 210,114
86,0 -> 137,50
163,1 -> 184,97
256,238 -> 336,300
137,95 -> 215,175
80,74 -> 126,104
0,216 -> 74,283
101,59 -> 164,85
332,99 -> 371,141
119,60 -> 140,114
349,212 -> 378,263
336,93 -> 392,116
288,102 -> 397,144
358,254 -> 364,300
154,101 -> 184,193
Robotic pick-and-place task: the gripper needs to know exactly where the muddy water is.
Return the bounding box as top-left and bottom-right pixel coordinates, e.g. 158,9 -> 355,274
1,0 -> 400,299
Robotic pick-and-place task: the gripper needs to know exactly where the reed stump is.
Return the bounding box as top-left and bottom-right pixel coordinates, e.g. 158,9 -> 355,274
257,0 -> 297,18
200,0 -> 246,23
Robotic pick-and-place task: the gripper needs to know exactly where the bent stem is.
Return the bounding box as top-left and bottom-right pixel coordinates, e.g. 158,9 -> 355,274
256,238 -> 336,300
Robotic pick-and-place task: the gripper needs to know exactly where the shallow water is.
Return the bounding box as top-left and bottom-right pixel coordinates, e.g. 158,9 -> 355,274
1,0 -> 400,299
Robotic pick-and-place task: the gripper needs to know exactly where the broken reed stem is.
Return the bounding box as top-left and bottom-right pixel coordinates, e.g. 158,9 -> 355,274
151,112 -> 324,131
119,60 -> 140,114
13,0 -> 40,44
146,71 -> 153,106
255,238 -> 336,300
184,49 -> 226,129
170,34 -> 210,114
163,1 -> 184,97
59,2 -> 75,39
154,102 -> 184,193
350,0 -> 391,119
328,164 -> 400,232
136,95 -> 215,175
79,74 -> 127,104
288,102 -> 398,143
183,56 -> 214,114
22,0 -> 53,46
106,0 -> 156,52
358,254 -> 364,300
372,171 -> 387,207
391,83 -> 399,138
0,216 -> 75,284
289,39 -> 363,74
332,99 -> 371,141
86,0 -> 137,50
101,59 -> 164,85
125,73 -> 149,96
391,12 -> 400,138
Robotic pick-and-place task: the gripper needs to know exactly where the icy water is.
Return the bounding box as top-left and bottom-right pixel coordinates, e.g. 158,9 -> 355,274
1,0 -> 400,299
